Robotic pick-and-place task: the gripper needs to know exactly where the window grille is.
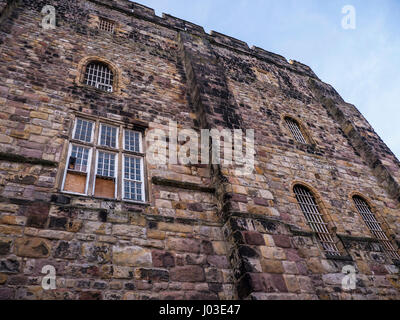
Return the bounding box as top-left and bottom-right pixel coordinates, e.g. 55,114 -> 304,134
74,118 -> 93,143
124,130 -> 141,153
294,185 -> 341,256
99,18 -> 115,33
285,118 -> 307,144
123,155 -> 144,202
353,196 -> 400,260
84,62 -> 114,92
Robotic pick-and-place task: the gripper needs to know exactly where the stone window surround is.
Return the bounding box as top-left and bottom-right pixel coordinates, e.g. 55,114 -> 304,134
76,56 -> 121,94
59,113 -> 149,204
290,180 -> 348,258
349,191 -> 400,258
281,114 -> 316,147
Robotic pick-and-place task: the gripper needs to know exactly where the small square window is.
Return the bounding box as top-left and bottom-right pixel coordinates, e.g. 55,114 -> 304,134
74,119 -> 94,143
124,129 -> 142,153
99,124 -> 118,148
99,18 -> 115,33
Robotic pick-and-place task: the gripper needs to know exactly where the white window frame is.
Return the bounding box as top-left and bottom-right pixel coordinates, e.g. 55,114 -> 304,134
122,155 -> 146,203
123,129 -> 143,153
72,118 -> 95,143
61,143 -> 93,196
93,150 -> 118,199
98,123 -> 119,149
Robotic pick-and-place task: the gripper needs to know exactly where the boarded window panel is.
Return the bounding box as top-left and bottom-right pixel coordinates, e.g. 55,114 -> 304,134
64,171 -> 87,194
94,177 -> 115,199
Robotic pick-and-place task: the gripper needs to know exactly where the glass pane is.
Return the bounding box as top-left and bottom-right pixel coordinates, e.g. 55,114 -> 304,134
99,124 -> 117,148
74,119 -> 93,143
70,145 -> 90,172
124,130 -> 141,153
97,151 -> 116,177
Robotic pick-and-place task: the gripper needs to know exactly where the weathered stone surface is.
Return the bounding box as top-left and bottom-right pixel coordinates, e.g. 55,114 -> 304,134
170,266 -> 205,282
0,0 -> 398,301
15,238 -> 51,258
113,246 -> 152,267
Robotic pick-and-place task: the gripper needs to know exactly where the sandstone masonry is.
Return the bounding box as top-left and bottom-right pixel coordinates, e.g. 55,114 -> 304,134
0,0 -> 399,300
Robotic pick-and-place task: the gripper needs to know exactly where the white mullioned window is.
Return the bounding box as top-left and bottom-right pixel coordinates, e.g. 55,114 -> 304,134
62,117 -> 146,202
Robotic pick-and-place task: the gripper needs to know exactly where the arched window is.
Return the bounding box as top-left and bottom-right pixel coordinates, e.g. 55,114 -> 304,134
353,196 -> 400,260
84,61 -> 114,92
285,117 -> 307,144
294,185 -> 340,256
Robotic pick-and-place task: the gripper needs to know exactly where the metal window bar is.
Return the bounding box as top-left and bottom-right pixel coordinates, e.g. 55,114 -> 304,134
123,155 -> 143,202
99,18 -> 115,33
97,152 -> 115,178
285,118 -> 307,144
74,118 -> 93,143
84,62 -> 114,92
294,186 -> 341,256
100,124 -> 117,148
353,196 -> 400,260
70,145 -> 89,172
124,130 -> 141,153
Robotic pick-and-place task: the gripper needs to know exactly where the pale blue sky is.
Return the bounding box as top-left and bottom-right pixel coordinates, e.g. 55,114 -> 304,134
135,0 -> 400,159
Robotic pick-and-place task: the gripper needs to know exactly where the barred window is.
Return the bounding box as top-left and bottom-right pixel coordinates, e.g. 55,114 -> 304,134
62,117 -> 146,202
285,117 -> 307,144
294,185 -> 341,256
353,196 -> 400,261
99,17 -> 115,33
84,62 -> 114,92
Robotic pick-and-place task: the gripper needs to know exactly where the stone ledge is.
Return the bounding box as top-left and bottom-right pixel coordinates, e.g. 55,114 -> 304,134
0,152 -> 57,167
337,233 -> 380,244
151,176 -> 215,193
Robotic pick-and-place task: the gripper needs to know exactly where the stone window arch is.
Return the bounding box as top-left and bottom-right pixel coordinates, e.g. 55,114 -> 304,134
352,195 -> 400,261
77,57 -> 120,93
293,184 -> 341,256
284,116 -> 308,144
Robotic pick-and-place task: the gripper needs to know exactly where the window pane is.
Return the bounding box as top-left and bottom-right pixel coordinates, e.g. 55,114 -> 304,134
70,145 -> 90,172
124,180 -> 143,202
123,155 -> 143,201
99,124 -> 117,148
124,130 -> 141,152
74,119 -> 93,143
97,151 -> 116,177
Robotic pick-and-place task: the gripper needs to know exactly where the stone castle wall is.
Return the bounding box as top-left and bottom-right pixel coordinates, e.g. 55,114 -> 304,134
0,0 -> 399,300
